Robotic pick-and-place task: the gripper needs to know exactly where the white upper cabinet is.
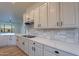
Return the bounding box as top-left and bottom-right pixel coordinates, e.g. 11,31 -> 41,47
34,3 -> 48,28
39,3 -> 48,28
24,2 -> 79,29
23,13 -> 26,23
48,2 -> 77,28
60,2 -> 76,28
75,3 -> 79,28
23,13 -> 29,23
25,13 -> 29,22
34,7 -> 40,28
48,2 -> 60,28
23,10 -> 34,23
29,10 -> 34,22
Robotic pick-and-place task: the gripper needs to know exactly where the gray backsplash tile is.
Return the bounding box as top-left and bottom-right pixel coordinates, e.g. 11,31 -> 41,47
24,25 -> 79,44
53,29 -> 78,44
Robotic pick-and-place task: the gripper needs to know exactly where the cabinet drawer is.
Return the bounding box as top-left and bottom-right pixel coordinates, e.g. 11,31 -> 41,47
44,45 -> 75,56
54,49 -> 75,56
28,40 -> 34,46
29,40 -> 43,48
44,50 -> 56,56
34,41 -> 43,48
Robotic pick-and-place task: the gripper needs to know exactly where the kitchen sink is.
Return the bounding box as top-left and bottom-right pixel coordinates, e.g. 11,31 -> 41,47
22,35 -> 36,38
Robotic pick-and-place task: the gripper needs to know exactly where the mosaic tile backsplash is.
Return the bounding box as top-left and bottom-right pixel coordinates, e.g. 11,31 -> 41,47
22,24 -> 79,44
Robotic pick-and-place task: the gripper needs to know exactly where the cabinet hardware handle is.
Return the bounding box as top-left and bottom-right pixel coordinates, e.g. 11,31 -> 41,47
17,39 -> 18,41
32,47 -> 35,51
28,18 -> 30,20
61,21 -> 63,26
9,39 -> 12,40
32,47 -> 33,50
33,47 -> 35,51
57,22 -> 59,26
54,51 -> 59,54
33,43 -> 35,44
22,42 -> 25,45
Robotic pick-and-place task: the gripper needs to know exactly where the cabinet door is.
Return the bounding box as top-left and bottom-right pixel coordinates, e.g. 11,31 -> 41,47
16,36 -> 22,48
28,45 -> 35,56
8,35 -> 16,46
16,37 -> 20,47
24,39 -> 29,55
0,35 -> 8,47
23,13 -> 26,23
18,37 -> 23,50
28,40 -> 34,56
75,3 -> 79,28
44,50 -> 56,56
39,3 -> 48,28
60,2 -> 76,28
21,38 -> 25,51
34,46 -> 43,56
25,13 -> 29,22
29,10 -> 34,22
34,7 -> 40,28
48,2 -> 60,28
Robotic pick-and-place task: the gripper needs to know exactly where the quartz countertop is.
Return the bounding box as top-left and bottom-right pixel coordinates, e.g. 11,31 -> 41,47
16,35 -> 79,56
29,37 -> 79,56
0,33 -> 15,35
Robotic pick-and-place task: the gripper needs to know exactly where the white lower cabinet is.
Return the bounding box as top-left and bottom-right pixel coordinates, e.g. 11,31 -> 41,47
16,36 -> 22,48
44,45 -> 75,56
28,40 -> 43,56
28,40 -> 34,56
20,37 -> 25,51
16,36 -> 29,55
34,46 -> 43,56
0,35 -> 16,47
28,44 -> 35,56
8,35 -> 16,46
44,50 -> 56,56
16,36 -> 76,56
18,37 -> 23,50
16,36 -> 20,47
0,35 -> 9,47
24,39 -> 29,55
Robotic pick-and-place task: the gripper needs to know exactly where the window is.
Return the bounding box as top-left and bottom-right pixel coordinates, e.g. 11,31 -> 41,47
0,24 -> 15,33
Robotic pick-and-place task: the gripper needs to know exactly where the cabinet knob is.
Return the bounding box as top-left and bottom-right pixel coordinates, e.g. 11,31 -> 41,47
61,21 -> 63,26
54,51 -> 59,54
22,42 -> 25,45
57,22 -> 59,26
33,43 -> 35,44
32,47 -> 35,51
17,39 -> 18,41
33,47 -> 35,51
9,39 -> 12,40
32,47 -> 33,50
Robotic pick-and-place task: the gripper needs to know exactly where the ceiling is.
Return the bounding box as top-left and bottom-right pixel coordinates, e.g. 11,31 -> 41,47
0,2 -> 36,11
0,2 -> 36,23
